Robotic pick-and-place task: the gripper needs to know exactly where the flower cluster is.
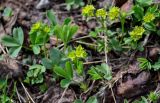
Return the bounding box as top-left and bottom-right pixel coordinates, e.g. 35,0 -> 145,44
30,21 -> 50,34
130,26 -> 145,41
68,45 -> 87,61
82,5 -> 95,17
108,6 -> 120,20
96,8 -> 107,19
32,21 -> 41,31
143,13 -> 155,23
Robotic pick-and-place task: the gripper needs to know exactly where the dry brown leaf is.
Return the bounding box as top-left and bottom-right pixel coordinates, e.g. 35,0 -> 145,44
148,47 -> 160,61
117,71 -> 150,98
0,55 -> 22,78
120,0 -> 133,13
41,85 -> 75,103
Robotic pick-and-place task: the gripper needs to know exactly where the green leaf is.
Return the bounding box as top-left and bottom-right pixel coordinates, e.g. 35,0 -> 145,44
141,96 -> 148,103
69,25 -> 78,39
88,67 -> 102,80
133,5 -> 144,21
65,0 -> 74,4
157,30 -> 160,36
0,79 -> 6,89
63,17 -> 71,25
124,99 -> 129,103
54,24 -> 61,38
76,61 -> 84,75
54,66 -> 67,78
144,23 -> 156,31
1,27 -> 24,57
99,63 -> 112,80
46,10 -> 57,26
25,65 -> 46,85
109,38 -> 122,52
50,48 -> 61,64
74,99 -> 83,103
3,7 -> 12,17
62,25 -> 69,43
86,96 -> 98,103
32,45 -> 40,54
13,27 -> 24,45
65,61 -> 73,79
1,36 -> 19,47
41,58 -> 53,69
147,5 -> 158,13
60,79 -> 71,88
152,59 -> 160,71
89,31 -> 97,38
136,0 -> 153,6
9,46 -> 22,58
137,58 -> 151,70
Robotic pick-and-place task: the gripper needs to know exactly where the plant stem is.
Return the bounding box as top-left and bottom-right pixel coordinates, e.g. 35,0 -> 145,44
22,46 -> 32,51
43,43 -> 47,58
121,21 -> 125,34
100,19 -> 108,64
57,87 -> 68,103
75,41 -> 97,47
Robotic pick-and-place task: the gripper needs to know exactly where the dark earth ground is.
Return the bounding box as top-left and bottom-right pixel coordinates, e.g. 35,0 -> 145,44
1,0 -> 160,103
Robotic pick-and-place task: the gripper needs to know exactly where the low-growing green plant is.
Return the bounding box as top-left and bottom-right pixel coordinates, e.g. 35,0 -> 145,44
88,63 -> 112,80
29,21 -> 51,55
125,91 -> 160,103
42,48 -> 66,69
137,57 -> 152,70
54,61 -> 73,88
3,7 -> 13,17
148,92 -> 160,103
0,78 -> 12,103
65,0 -> 84,11
1,27 -> 24,57
152,58 -> 160,71
82,0 -> 160,53
24,65 -> 46,85
54,18 -> 78,49
0,0 -> 160,102
138,57 -> 160,71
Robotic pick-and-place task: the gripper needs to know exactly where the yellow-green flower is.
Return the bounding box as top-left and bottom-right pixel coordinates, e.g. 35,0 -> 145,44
96,8 -> 107,19
130,26 -> 145,41
32,21 -> 41,31
44,26 -> 50,33
75,45 -> 87,58
68,45 -> 87,61
143,13 -> 155,23
108,6 -> 120,20
82,5 -> 95,17
68,51 -> 76,61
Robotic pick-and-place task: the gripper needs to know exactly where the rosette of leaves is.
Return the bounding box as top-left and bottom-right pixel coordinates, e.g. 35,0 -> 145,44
54,18 -> 78,48
65,0 -> 84,11
42,48 -> 68,69
24,65 -> 46,85
88,63 -> 112,80
54,61 -> 73,88
29,22 -> 50,54
1,27 -> 24,57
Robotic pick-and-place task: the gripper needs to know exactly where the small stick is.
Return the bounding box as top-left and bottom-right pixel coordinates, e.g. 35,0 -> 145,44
57,87 -> 68,103
20,81 -> 36,103
110,84 -> 117,103
142,34 -> 150,46
83,60 -> 104,65
16,87 -> 22,103
0,44 -> 6,54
